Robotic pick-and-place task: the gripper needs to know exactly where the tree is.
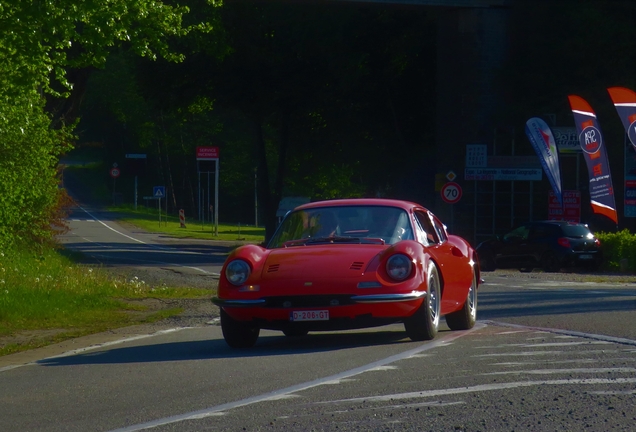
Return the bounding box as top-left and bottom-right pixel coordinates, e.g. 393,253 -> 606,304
0,0 -> 220,247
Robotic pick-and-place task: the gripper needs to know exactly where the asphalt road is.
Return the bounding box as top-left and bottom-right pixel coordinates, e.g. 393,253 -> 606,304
58,204 -> 229,278
1,207 -> 635,431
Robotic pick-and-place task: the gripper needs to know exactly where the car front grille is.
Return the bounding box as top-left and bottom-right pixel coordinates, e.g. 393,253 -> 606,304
263,295 -> 355,308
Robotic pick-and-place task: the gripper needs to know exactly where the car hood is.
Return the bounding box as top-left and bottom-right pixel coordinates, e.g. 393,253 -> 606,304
261,245 -> 387,280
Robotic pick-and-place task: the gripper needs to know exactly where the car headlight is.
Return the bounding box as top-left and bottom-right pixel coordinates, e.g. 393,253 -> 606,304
386,254 -> 412,281
225,260 -> 251,286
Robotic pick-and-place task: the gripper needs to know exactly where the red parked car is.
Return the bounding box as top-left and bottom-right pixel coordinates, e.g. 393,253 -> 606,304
212,198 -> 480,348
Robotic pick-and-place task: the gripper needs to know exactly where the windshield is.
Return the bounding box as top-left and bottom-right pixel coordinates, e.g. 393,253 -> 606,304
562,225 -> 593,238
268,205 -> 414,248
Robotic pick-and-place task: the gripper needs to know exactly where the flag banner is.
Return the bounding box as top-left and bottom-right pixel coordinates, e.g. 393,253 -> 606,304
525,117 -> 563,207
567,95 -> 618,224
607,86 -> 636,152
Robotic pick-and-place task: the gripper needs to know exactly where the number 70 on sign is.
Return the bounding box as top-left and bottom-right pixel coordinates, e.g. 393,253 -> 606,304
441,182 -> 462,204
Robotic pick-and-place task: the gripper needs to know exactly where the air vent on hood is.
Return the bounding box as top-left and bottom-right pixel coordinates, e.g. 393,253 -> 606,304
350,261 -> 364,271
267,264 -> 280,273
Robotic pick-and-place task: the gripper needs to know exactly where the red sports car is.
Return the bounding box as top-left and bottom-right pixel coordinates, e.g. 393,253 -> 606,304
212,198 -> 479,348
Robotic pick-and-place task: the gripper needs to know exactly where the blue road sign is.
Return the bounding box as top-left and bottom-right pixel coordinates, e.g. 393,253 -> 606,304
153,186 -> 166,198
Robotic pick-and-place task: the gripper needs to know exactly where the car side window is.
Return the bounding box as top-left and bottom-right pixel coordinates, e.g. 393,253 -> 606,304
504,225 -> 530,242
432,216 -> 448,243
530,225 -> 549,240
414,211 -> 438,244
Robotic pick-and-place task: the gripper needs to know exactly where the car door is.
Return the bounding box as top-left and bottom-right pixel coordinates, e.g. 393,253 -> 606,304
525,223 -> 554,264
414,210 -> 471,313
496,224 -> 532,267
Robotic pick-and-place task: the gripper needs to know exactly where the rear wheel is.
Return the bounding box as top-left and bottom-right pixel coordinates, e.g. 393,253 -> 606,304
404,262 -> 440,341
220,309 -> 260,348
445,269 -> 477,331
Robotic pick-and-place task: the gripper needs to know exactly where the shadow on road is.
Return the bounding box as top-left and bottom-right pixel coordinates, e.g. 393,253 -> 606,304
35,328 -> 439,367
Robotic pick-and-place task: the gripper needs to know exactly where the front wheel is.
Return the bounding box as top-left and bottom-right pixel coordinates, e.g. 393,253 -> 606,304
220,309 -> 260,348
404,262 -> 440,341
445,269 -> 477,331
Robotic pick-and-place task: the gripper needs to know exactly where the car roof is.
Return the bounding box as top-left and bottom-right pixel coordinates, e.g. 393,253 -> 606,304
294,198 -> 425,212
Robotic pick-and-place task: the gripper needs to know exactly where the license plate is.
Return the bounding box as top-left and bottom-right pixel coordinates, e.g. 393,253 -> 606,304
290,310 -> 329,321
579,254 -> 593,260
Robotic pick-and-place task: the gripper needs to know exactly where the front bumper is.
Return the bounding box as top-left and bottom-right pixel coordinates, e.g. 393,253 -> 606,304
211,290 -> 426,308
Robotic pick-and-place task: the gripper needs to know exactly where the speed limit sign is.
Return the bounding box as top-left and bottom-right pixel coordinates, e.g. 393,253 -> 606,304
110,167 -> 121,178
441,182 -> 462,204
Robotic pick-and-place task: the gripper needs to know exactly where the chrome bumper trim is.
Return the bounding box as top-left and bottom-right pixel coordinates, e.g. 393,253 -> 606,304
212,297 -> 266,307
350,291 -> 426,303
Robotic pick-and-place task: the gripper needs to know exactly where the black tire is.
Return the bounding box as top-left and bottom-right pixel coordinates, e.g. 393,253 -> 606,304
541,251 -> 561,272
479,251 -> 496,272
445,269 -> 477,331
404,262 -> 440,341
282,327 -> 309,338
220,309 -> 260,348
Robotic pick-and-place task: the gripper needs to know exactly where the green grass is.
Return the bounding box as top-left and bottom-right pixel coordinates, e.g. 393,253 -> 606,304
0,246 -> 213,356
109,204 -> 266,243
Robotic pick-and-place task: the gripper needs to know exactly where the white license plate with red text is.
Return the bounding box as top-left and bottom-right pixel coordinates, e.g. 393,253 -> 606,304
290,310 -> 329,321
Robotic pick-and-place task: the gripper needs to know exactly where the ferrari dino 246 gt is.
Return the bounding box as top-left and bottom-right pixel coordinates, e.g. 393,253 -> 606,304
212,198 -> 480,348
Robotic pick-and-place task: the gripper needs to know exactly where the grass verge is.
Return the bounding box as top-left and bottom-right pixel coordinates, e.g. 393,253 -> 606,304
109,204 -> 266,243
0,245 -> 213,357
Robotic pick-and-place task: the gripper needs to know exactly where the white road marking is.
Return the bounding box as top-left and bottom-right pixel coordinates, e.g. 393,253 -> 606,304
473,351 -> 565,358
369,365 -> 398,371
588,390 -> 636,395
482,367 -> 636,376
67,208 -> 216,275
319,378 -> 636,405
477,341 -> 611,349
108,324 -> 485,432
484,321 -> 636,347
492,357 -> 636,367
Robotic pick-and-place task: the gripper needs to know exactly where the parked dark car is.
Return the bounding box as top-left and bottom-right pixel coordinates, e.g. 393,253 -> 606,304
476,221 -> 602,272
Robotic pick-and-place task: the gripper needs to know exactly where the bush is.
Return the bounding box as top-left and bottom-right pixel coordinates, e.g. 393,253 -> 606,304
0,91 -> 74,249
596,229 -> 636,273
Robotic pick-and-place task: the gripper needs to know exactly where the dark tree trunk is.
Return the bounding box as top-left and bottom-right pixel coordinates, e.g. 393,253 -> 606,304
254,120 -> 276,241
273,110 -> 289,209
46,67 -> 94,128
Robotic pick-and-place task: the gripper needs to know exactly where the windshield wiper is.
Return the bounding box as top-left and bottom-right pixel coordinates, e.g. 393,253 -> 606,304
283,236 -> 385,247
306,236 -> 361,244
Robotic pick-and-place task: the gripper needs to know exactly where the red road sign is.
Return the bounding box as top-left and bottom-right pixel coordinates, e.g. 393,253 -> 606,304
110,167 -> 121,178
196,146 -> 220,160
441,182 -> 462,204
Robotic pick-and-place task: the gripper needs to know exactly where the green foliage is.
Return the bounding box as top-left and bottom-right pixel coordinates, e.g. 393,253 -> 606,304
0,0 -> 215,96
596,230 -> 636,273
0,245 -> 210,339
0,0 -> 221,250
0,91 -> 73,248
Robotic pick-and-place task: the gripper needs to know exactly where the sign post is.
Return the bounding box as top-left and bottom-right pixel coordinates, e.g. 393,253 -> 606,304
441,180 -> 462,232
196,146 -> 220,236
110,164 -> 120,203
153,186 -> 166,227
126,154 -> 147,210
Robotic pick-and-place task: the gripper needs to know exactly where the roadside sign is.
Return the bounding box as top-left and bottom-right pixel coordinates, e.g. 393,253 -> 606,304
110,168 -> 120,178
196,146 -> 220,160
441,182 -> 462,204
446,171 -> 457,182
153,186 -> 166,198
